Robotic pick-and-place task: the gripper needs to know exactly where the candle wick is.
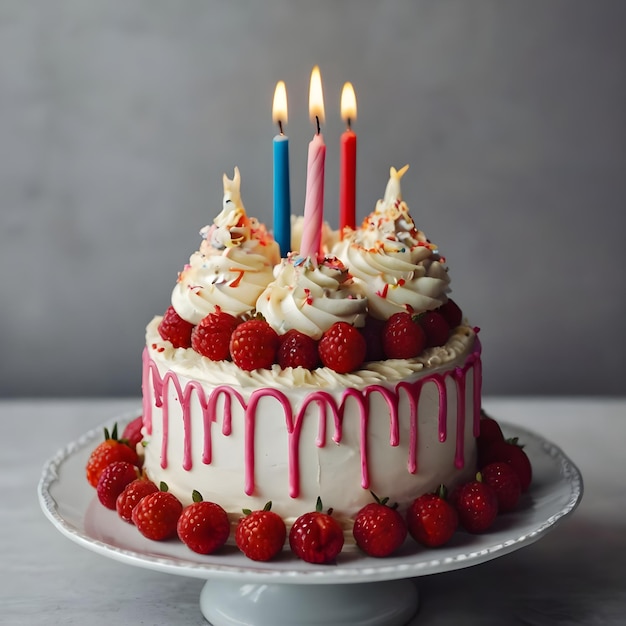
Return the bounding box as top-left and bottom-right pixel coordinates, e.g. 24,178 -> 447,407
278,120 -> 284,135
347,117 -> 352,131
315,115 -> 321,134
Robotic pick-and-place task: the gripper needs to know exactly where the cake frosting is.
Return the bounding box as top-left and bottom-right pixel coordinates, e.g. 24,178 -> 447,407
332,165 -> 450,319
171,167 -> 280,323
141,165 -> 482,540
256,255 -> 367,339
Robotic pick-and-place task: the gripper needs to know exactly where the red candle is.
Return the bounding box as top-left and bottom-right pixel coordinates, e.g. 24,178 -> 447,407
339,82 -> 357,237
300,66 -> 326,261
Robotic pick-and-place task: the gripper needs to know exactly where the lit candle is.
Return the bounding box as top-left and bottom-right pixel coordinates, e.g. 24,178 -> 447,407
299,66 -> 326,261
272,81 -> 291,257
339,82 -> 357,237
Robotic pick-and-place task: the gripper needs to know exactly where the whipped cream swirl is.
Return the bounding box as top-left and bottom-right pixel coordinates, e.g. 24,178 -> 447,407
256,255 -> 367,339
171,168 -> 280,323
332,165 -> 450,319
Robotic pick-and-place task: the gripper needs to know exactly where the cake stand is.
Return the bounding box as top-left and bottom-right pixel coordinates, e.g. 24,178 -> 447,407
38,410 -> 583,626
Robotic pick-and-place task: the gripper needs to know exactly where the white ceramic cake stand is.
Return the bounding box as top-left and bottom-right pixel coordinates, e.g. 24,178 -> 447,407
38,411 -> 583,626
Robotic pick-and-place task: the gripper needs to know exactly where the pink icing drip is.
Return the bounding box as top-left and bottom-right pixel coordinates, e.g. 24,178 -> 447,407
292,391 -> 339,497
472,340 -> 483,437
453,367 -> 466,469
141,348 -> 153,435
142,342 -> 483,499
204,386 -> 241,464
245,389 -> 294,496
397,379 -> 422,474
365,385 -> 400,446
431,374 -> 448,443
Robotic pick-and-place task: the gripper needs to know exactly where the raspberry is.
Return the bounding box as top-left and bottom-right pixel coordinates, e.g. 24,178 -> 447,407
235,502 -> 287,562
416,310 -> 450,348
191,307 -> 240,361
121,415 -> 144,449
177,491 -> 230,554
229,318 -> 279,371
96,461 -> 140,510
437,299 -> 463,328
116,477 -> 159,524
318,322 -> 366,374
382,312 -> 426,359
157,306 -> 194,348
277,329 -> 320,370
406,487 -> 458,547
132,487 -> 183,541
451,476 -> 498,533
86,424 -> 140,488
289,499 -> 344,564
480,462 -> 522,513
359,316 -> 386,361
352,495 -> 407,557
477,413 -> 505,465
480,438 -> 532,492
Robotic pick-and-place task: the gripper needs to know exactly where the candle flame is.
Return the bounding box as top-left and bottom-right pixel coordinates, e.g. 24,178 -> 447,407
272,81 -> 288,127
341,82 -> 357,124
308,66 -> 325,127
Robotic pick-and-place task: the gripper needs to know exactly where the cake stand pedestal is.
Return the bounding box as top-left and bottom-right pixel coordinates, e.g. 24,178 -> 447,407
38,413 -> 583,626
200,578 -> 418,626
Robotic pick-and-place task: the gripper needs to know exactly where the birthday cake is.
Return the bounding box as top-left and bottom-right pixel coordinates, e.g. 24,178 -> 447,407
140,165 -> 482,538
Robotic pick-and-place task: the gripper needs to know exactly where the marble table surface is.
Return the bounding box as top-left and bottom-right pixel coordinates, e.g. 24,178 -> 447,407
2,396 -> 625,625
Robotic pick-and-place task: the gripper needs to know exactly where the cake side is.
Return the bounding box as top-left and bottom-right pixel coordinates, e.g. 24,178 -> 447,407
142,318 -> 481,531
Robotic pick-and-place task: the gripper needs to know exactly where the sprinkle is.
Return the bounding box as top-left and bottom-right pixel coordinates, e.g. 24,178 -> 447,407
375,283 -> 389,299
229,270 -> 245,288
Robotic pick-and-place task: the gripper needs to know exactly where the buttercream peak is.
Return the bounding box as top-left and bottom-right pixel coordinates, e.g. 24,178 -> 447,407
382,164 -> 410,205
222,166 -> 245,215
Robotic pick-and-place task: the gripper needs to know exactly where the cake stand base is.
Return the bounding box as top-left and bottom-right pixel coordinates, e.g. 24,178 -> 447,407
199,578 -> 420,626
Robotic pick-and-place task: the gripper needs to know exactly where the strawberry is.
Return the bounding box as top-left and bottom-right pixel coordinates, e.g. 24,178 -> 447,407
116,477 -> 159,523
277,329 -> 320,370
191,307 -> 240,361
480,462 -> 522,513
406,486 -> 458,548
352,494 -> 407,557
121,415 -> 144,449
382,312 -> 426,359
416,310 -> 450,348
481,438 -> 532,492
359,316 -> 386,361
476,413 -> 505,465
157,306 -> 194,348
229,318 -> 279,371
318,322 -> 366,373
86,424 -> 140,488
451,474 -> 499,533
289,498 -> 344,564
96,461 -> 140,510
235,502 -> 287,562
132,484 -> 183,541
177,490 -> 230,554
437,298 -> 463,328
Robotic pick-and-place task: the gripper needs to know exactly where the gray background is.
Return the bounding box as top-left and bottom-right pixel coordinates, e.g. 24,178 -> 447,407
2,0 -> 625,398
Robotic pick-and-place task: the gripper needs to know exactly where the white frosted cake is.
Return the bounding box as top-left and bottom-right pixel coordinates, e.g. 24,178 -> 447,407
141,166 -> 482,533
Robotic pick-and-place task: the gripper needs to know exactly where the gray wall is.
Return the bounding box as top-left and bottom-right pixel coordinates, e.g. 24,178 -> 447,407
2,1 -> 625,398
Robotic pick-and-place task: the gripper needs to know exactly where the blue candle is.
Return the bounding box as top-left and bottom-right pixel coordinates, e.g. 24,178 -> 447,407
272,81 -> 291,257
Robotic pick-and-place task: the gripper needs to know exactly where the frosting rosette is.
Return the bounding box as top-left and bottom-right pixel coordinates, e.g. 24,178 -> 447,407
256,255 -> 367,339
332,165 -> 450,319
171,168 -> 280,323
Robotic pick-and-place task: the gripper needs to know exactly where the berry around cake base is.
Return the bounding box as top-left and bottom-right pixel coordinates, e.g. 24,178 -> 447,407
141,316 -> 482,539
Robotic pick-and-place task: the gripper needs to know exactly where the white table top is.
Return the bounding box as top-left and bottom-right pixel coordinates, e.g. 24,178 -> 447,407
2,397 -> 625,625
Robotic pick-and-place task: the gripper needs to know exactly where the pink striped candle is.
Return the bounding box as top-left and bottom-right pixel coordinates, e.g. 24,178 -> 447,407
300,66 -> 326,261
